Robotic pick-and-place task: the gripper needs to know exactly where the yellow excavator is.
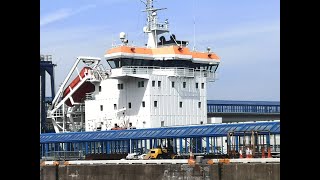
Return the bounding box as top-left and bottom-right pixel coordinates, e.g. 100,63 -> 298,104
144,144 -> 175,159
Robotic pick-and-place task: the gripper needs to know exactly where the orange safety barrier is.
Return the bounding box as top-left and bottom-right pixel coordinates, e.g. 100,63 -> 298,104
261,147 -> 265,158
207,159 -> 214,165
188,152 -> 195,166
219,159 -> 230,164
268,147 -> 272,158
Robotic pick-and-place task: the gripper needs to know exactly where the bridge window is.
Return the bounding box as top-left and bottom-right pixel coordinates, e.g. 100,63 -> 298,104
128,102 -> 132,109
198,102 -> 201,108
142,101 -> 145,107
172,81 -> 175,88
195,83 -> 198,89
107,60 -> 115,68
210,65 -> 218,72
152,81 -> 155,87
100,105 -> 103,111
201,83 -> 204,89
154,101 -> 158,107
118,58 -> 219,69
158,81 -> 161,87
114,104 -> 117,110
183,82 -> 186,88
107,60 -> 120,69
180,102 -> 183,108
99,86 -> 101,92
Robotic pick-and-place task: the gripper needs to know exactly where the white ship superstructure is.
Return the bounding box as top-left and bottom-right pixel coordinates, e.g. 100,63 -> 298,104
48,0 -> 220,133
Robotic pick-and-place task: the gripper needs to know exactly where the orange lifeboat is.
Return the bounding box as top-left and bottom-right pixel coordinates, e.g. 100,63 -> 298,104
63,67 -> 95,107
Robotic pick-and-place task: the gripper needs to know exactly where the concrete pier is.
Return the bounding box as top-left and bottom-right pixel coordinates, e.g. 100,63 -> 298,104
41,163 -> 280,180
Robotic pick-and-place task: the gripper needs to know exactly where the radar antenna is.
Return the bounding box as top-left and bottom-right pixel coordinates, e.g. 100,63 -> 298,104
141,0 -> 169,48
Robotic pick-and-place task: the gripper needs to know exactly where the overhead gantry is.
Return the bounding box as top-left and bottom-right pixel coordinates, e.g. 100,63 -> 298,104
40,54 -> 56,133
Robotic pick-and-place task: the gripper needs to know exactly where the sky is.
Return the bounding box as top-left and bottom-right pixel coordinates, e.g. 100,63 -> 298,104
40,0 -> 280,101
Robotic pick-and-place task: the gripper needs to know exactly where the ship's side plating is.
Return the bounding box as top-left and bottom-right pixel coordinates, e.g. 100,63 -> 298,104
85,67 -> 212,131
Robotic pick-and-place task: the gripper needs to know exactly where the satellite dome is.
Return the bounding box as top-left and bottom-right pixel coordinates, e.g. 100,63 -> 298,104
119,32 -> 126,40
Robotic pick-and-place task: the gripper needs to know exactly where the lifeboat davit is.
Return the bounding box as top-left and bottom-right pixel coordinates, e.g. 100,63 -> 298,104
63,67 -> 95,107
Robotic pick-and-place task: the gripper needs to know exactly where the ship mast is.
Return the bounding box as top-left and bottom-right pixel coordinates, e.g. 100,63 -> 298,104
142,0 -> 169,48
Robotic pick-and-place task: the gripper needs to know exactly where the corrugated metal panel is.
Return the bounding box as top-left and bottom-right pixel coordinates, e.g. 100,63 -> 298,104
41,121 -> 279,143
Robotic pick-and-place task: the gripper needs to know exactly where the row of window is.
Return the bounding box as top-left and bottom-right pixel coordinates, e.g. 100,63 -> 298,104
106,59 -> 219,72
152,81 -> 205,89
100,101 -> 202,111
207,105 -> 280,113
99,82 -> 205,91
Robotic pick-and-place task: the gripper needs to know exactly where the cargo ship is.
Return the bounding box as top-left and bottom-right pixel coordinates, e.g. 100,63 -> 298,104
40,3 -> 280,178
47,0 -> 220,133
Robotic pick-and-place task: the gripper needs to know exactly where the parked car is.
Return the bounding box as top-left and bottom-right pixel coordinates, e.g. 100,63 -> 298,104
126,152 -> 139,160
